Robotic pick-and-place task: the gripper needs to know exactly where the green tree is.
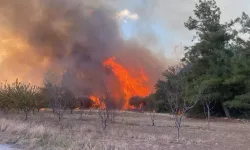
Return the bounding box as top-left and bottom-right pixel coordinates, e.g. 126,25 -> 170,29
223,16 -> 250,117
11,79 -> 37,120
34,87 -> 49,112
183,0 -> 238,118
0,82 -> 14,115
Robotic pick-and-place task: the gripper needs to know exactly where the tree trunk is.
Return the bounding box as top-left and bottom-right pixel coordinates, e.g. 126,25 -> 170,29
175,115 -> 182,142
151,114 -> 155,126
111,111 -> 115,123
121,115 -> 124,123
222,104 -> 231,118
177,126 -> 180,142
80,110 -> 83,119
175,120 -> 180,142
101,119 -> 105,130
179,116 -> 182,128
58,109 -> 62,122
206,103 -> 210,129
203,105 -> 207,118
3,109 -> 8,116
101,118 -> 108,130
25,112 -> 28,120
104,119 -> 107,129
58,114 -> 61,122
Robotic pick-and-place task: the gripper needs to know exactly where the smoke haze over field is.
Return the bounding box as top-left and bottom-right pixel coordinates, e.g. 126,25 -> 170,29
0,0 -> 168,103
1,0 -> 249,108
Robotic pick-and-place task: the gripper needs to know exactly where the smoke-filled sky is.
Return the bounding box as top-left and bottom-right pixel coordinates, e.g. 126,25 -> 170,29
1,0 -> 249,62
0,0 -> 167,98
0,0 -> 249,92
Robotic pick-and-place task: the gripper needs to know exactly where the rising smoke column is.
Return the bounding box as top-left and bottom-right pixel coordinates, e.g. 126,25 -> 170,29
0,0 -> 167,108
0,0 -> 120,88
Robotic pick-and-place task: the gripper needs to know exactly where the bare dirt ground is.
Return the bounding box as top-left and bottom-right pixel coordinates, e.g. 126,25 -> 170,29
0,110 -> 249,150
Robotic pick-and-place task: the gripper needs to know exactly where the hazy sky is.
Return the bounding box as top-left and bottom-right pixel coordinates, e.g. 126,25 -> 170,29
108,0 -> 250,57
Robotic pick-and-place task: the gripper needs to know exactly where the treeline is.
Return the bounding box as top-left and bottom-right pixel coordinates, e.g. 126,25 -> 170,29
154,0 -> 250,119
0,79 -> 48,119
0,78 -> 95,120
1,0 -> 250,120
0,76 -> 155,121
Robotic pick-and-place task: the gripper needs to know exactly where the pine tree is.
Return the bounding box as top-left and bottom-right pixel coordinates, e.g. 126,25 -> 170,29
183,0 -> 238,117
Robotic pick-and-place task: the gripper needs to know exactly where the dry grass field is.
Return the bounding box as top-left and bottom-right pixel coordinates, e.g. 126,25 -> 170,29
0,110 -> 249,150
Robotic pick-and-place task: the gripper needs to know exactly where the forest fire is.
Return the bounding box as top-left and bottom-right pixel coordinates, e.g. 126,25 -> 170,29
103,57 -> 151,109
87,57 -> 152,110
89,95 -> 106,109
0,0 -> 167,111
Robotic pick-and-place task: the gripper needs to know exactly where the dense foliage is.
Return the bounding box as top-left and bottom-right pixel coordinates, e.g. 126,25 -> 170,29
156,0 -> 250,118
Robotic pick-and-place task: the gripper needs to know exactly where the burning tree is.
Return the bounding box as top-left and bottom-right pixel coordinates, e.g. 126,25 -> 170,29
103,57 -> 152,110
129,96 -> 144,110
156,64 -> 200,141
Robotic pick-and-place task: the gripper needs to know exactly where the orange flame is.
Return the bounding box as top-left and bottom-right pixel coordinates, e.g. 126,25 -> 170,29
103,57 -> 150,109
138,103 -> 143,110
39,108 -> 46,111
89,95 -> 106,109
